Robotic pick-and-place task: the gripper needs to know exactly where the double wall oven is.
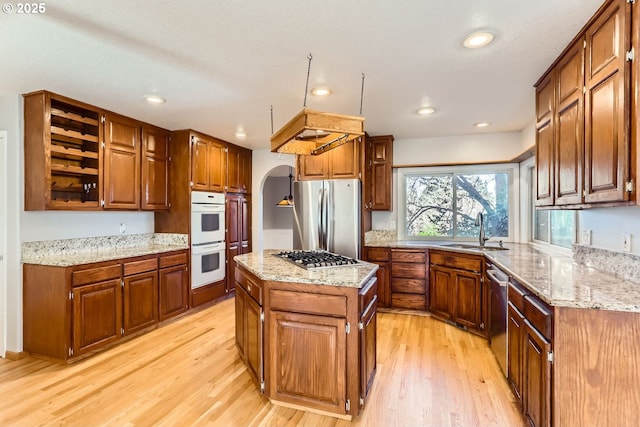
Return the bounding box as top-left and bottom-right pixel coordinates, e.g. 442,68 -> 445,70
191,191 -> 226,289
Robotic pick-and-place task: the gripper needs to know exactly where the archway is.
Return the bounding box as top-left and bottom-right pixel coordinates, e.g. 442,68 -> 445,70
261,165 -> 295,250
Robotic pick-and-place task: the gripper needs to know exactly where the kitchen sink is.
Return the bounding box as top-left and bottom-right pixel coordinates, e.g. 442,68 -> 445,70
441,243 -> 509,251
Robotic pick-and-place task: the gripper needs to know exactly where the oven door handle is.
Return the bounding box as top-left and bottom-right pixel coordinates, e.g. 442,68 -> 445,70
192,242 -> 225,253
486,269 -> 509,287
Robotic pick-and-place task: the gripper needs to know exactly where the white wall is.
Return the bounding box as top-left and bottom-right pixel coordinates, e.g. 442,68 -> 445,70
579,206 -> 640,255
0,95 -> 23,355
393,131 -> 526,166
250,149 -> 295,251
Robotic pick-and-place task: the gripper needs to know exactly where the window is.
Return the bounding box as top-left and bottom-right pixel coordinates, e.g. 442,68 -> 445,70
529,167 -> 576,249
399,165 -> 516,241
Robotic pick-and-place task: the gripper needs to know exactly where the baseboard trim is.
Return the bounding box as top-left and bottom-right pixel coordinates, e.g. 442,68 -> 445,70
4,351 -> 28,361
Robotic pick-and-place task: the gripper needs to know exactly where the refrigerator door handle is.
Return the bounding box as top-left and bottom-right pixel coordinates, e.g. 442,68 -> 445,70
326,183 -> 333,252
318,187 -> 324,249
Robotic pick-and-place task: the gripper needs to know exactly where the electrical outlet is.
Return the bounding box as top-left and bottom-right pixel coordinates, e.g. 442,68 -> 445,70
582,230 -> 592,246
119,223 -> 126,234
623,233 -> 631,252
389,220 -> 397,230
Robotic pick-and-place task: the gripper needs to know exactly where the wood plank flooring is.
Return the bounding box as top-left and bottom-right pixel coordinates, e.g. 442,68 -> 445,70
0,298 -> 525,426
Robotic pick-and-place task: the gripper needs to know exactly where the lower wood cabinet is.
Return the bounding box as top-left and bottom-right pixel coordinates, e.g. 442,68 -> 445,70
363,247 -> 390,308
429,250 -> 484,333
24,249 -> 188,361
158,252 -> 189,321
235,264 -> 377,418
507,278 -> 552,427
235,267 -> 264,390
390,249 -> 427,310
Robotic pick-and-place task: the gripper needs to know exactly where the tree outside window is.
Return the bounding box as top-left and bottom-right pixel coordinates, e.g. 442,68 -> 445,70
404,171 -> 510,240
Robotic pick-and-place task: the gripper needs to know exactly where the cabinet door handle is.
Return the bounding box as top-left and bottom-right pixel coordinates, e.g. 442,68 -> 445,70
248,284 -> 252,292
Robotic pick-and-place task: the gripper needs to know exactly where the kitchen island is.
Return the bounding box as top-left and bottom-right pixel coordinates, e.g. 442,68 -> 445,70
233,250 -> 378,419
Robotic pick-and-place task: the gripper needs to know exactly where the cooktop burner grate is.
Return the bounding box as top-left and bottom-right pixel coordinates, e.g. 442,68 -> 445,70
273,250 -> 361,270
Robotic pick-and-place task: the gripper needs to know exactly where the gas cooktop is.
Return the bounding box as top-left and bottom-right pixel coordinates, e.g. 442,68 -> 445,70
273,250 -> 362,270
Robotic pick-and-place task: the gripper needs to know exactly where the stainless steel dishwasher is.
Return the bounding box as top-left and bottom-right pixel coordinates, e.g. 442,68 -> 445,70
486,262 -> 509,376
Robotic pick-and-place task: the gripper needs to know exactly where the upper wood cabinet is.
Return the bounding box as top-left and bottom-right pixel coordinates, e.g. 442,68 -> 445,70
535,0 -> 632,208
24,90 -> 170,211
103,113 -> 141,209
296,139 -> 360,180
24,91 -> 103,210
141,125 -> 171,210
191,133 -> 226,192
227,144 -> 252,193
364,135 -> 393,211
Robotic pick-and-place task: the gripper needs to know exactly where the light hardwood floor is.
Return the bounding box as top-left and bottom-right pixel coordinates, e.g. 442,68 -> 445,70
0,298 -> 525,427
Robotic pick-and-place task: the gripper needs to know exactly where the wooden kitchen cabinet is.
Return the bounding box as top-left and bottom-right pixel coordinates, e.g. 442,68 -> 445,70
158,251 -> 189,322
103,112 -> 141,209
364,135 -> 393,211
24,90 -> 170,212
296,139 -> 360,180
535,0 -> 632,208
23,91 -> 103,210
72,265 -> 122,357
507,279 -> 552,427
364,247 -> 390,308
123,258 -> 159,335
23,250 -> 187,361
141,125 -> 171,210
191,132 -> 226,192
390,248 -> 427,310
429,250 -> 484,333
235,266 -> 264,390
226,193 -> 251,294
227,144 -> 252,193
359,278 -> 378,405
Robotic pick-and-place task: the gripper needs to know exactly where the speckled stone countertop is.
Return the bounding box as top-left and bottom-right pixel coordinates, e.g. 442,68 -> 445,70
234,250 -> 378,288
366,240 -> 640,313
22,233 -> 189,267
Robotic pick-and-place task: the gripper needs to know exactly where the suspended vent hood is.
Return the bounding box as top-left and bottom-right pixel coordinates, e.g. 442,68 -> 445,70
270,109 -> 365,156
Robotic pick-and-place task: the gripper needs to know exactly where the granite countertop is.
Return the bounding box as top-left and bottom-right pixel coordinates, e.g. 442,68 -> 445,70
234,250 -> 378,288
21,233 -> 189,267
366,240 -> 640,313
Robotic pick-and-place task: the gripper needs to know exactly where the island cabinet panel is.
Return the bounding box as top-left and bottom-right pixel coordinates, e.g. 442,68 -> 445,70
269,311 -> 347,415
235,261 -> 377,418
235,267 -> 264,390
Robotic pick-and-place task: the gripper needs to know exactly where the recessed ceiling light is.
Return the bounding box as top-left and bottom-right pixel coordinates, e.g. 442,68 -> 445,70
143,94 -> 166,104
474,122 -> 491,128
311,87 -> 332,97
235,129 -> 247,138
463,31 -> 495,49
417,106 -> 436,116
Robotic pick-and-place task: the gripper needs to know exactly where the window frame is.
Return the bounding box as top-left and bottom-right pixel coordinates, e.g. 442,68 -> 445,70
397,163 -> 519,242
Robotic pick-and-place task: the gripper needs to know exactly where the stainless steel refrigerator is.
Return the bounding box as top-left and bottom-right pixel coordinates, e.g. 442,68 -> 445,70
293,179 -> 361,259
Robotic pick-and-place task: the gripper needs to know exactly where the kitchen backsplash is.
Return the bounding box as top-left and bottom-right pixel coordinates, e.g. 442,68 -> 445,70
365,229 -> 397,245
573,244 -> 640,285
21,233 -> 188,259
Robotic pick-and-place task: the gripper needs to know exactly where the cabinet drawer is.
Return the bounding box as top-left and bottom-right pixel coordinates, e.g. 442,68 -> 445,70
391,249 -> 426,263
391,262 -> 426,278
391,293 -> 426,310
72,264 -> 121,287
359,276 -> 378,313
123,258 -> 158,276
366,247 -> 389,262
269,289 -> 347,317
391,278 -> 426,294
159,252 -> 188,269
235,268 -> 262,305
508,280 -> 528,312
524,295 -> 553,340
430,251 -> 482,272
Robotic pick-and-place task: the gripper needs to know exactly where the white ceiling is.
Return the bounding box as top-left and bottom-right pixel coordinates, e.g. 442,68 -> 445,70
1,0 -> 604,151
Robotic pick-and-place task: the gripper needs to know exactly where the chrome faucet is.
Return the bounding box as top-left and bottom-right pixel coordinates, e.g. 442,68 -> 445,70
475,212 -> 489,247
